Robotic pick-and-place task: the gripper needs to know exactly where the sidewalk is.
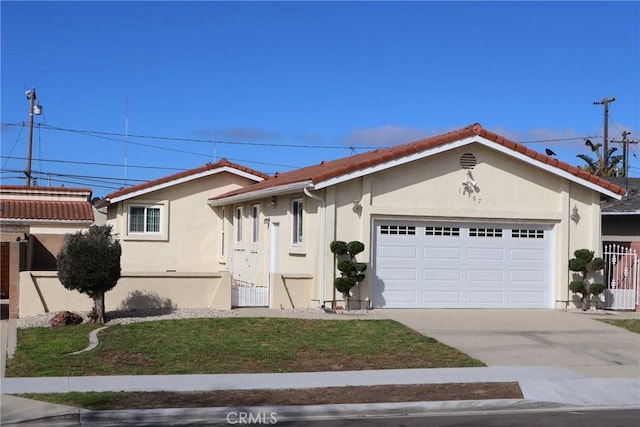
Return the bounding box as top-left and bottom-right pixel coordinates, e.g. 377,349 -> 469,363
2,366 -> 639,425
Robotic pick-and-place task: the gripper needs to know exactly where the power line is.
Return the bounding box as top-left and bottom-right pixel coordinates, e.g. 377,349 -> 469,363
1,155 -> 189,172
4,122 -> 362,150
0,168 -> 142,187
2,121 -> 603,149
0,153 -> 299,171
1,125 -> 24,169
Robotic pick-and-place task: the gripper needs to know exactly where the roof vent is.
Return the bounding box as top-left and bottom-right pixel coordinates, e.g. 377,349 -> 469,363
460,153 -> 477,169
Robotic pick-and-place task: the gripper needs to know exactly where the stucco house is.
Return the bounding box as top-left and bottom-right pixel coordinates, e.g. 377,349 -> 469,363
16,124 -> 628,317
7,159 -> 270,318
96,159 -> 269,272
0,185 -> 94,316
208,123 -> 624,310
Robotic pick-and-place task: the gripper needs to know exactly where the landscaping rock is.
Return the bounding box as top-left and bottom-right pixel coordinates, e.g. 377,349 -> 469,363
49,311 -> 84,327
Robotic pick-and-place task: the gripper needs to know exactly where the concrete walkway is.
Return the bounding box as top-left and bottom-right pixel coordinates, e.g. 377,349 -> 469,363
2,307 -> 640,426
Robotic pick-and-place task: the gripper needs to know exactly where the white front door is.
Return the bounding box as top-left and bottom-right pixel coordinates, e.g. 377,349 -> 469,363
269,221 -> 280,278
373,221 -> 554,308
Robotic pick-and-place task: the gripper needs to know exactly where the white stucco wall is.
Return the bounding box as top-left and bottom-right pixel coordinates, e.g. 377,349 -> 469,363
216,143 -> 610,310
107,172 -> 258,272
311,144 -> 604,309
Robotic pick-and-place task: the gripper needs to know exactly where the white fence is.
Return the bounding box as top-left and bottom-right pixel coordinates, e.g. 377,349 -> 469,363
231,284 -> 269,307
602,244 -> 639,310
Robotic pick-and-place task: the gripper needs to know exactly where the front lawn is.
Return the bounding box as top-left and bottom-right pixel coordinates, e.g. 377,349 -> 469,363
599,318 -> 640,334
6,318 -> 484,377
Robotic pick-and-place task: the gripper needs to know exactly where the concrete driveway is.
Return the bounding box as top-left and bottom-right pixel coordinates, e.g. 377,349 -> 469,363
380,309 -> 640,378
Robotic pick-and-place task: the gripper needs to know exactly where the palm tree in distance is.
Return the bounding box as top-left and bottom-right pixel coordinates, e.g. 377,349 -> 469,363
576,139 -> 624,177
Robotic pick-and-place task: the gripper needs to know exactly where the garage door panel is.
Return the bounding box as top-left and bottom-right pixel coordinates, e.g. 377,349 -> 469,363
384,290 -> 418,304
467,269 -> 504,282
510,248 -> 545,261
466,291 -> 504,304
467,247 -> 504,261
374,221 -> 554,309
378,268 -> 418,281
421,291 -> 463,304
423,246 -> 461,260
378,246 -> 417,259
508,291 -> 547,304
423,268 -> 461,281
509,270 -> 545,282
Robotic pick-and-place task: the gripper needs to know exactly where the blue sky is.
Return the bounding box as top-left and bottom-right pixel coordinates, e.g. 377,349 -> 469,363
2,1 -> 639,198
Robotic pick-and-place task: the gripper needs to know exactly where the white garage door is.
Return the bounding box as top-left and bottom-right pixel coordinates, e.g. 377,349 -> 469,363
373,221 -> 554,308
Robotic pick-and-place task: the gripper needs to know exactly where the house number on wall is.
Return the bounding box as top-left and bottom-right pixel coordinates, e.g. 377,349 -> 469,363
459,187 -> 481,203
460,171 -> 481,203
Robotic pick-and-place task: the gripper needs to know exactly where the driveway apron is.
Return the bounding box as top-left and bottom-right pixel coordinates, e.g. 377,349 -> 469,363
380,309 -> 640,378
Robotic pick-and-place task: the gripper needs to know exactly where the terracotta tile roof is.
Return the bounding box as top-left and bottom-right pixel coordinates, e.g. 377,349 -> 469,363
106,158 -> 270,200
0,185 -> 92,195
211,123 -> 625,200
0,200 -> 94,222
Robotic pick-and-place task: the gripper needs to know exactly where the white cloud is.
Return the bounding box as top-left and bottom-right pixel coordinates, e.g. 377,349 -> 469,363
192,127 -> 280,141
341,124 -> 436,147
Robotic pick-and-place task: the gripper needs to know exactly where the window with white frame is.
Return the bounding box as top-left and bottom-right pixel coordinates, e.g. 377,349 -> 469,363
235,206 -> 243,243
292,199 -> 303,245
128,205 -> 161,234
251,204 -> 260,244
220,208 -> 226,257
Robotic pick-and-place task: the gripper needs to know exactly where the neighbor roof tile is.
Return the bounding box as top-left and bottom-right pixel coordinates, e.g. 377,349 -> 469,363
0,200 -> 94,222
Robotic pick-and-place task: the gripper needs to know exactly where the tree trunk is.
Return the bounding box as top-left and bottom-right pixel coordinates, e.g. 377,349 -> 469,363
93,293 -> 106,323
581,294 -> 590,311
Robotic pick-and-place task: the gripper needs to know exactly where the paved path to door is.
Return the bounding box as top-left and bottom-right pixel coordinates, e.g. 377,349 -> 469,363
380,309 -> 640,378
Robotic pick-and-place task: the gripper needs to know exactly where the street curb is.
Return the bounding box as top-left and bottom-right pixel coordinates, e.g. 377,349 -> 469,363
77,399 -> 561,426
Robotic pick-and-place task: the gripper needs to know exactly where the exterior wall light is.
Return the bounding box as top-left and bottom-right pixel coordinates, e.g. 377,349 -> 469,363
570,205 -> 580,223
352,199 -> 362,213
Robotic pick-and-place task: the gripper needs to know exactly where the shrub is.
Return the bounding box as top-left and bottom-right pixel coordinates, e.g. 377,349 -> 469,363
57,225 -> 121,323
330,240 -> 367,310
568,248 -> 605,311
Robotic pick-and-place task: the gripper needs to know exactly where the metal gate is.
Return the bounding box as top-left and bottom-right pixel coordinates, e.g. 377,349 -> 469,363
603,244 -> 639,310
231,284 -> 269,307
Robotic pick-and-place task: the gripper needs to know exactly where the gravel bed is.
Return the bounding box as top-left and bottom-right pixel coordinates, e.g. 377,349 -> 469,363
15,306 -> 375,329
16,308 -> 238,329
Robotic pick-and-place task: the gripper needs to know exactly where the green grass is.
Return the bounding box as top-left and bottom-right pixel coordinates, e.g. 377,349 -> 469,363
599,319 -> 640,334
6,318 -> 483,377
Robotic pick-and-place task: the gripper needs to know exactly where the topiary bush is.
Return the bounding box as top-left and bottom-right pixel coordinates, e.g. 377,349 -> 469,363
330,240 -> 367,310
568,249 -> 605,311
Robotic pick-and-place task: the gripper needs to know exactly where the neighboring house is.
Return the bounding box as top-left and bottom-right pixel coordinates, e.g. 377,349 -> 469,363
0,185 -> 94,315
208,123 -> 624,310
96,159 -> 269,272
601,177 -> 640,246
600,177 -> 640,311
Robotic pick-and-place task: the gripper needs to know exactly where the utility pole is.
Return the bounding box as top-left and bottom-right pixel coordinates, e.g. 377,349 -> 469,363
593,94 -> 615,174
24,88 -> 43,186
611,131 -> 639,191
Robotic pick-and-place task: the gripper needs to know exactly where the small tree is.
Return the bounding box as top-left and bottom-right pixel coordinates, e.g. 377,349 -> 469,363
576,139 -> 623,177
568,248 -> 605,311
330,240 -> 367,310
57,225 -> 121,323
